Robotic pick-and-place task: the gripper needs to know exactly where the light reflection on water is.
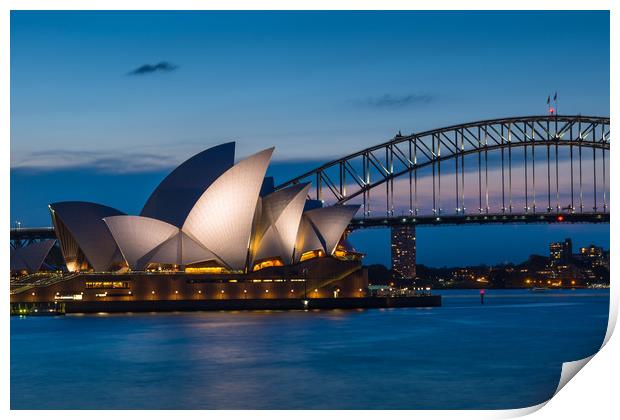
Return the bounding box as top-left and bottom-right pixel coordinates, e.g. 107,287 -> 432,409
11,289 -> 608,409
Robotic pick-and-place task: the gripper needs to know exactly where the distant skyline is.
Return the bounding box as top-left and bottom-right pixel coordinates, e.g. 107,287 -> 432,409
10,10 -> 610,266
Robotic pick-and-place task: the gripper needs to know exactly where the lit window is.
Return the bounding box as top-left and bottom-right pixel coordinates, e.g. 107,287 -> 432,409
252,258 -> 284,271
299,250 -> 323,262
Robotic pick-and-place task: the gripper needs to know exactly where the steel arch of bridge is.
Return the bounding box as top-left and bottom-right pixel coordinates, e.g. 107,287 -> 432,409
277,115 -> 610,225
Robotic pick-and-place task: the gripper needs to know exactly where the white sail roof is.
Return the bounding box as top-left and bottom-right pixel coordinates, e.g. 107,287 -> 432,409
103,215 -> 179,270
253,183 -> 310,265
294,216 -> 325,259
180,232 -> 219,266
143,231 -> 219,267
183,148 -> 274,271
10,239 -> 56,273
140,142 -> 235,228
46,144 -> 363,274
295,204 -> 360,259
49,201 -> 125,272
104,216 -> 220,270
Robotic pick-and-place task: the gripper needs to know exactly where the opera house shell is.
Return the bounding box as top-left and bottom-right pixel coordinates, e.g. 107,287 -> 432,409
46,143 -> 360,274
10,239 -> 57,273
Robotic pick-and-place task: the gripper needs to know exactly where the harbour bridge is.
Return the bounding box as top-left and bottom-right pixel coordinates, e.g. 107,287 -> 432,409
277,115 -> 609,228
11,115 -> 610,253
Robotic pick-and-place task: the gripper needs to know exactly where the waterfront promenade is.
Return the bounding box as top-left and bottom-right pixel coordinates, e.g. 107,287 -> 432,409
11,295 -> 441,314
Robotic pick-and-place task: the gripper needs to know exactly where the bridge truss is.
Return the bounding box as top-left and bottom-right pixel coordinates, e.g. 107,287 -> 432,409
277,115 -> 609,227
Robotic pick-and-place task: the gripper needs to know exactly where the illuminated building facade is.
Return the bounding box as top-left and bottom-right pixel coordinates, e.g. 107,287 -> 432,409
391,225 -> 416,279
549,238 -> 572,264
579,245 -> 607,268
580,245 -> 603,259
11,143 -> 367,304
43,143 -> 360,274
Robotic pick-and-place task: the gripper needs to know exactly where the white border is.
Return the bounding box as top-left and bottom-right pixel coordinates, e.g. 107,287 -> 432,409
2,1 -> 616,419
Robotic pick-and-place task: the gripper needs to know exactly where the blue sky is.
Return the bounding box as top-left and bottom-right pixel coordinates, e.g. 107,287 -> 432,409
10,10 -> 610,266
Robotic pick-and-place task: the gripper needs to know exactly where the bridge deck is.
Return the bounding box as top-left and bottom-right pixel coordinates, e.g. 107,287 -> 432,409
349,212 -> 608,229
11,212 -> 609,241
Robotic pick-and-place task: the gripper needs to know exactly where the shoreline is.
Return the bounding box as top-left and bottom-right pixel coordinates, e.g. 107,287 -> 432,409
10,295 -> 442,315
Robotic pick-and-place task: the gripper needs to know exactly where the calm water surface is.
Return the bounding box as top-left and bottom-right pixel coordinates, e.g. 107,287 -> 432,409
11,289 -> 609,409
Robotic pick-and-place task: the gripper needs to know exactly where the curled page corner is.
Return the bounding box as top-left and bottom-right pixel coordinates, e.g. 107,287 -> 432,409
506,356 -> 597,420
536,286 -> 618,415
499,401 -> 548,418
554,355 -> 595,397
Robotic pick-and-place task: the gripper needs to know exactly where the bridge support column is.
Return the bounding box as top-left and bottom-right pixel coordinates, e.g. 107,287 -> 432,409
391,225 -> 416,281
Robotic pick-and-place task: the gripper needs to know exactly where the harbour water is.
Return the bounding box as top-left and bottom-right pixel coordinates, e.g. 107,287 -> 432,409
10,289 -> 609,409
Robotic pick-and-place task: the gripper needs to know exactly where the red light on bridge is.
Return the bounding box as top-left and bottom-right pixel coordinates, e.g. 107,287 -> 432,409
557,215 -> 565,222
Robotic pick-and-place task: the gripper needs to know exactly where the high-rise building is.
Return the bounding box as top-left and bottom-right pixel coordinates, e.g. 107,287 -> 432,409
580,245 -> 605,267
580,245 -> 603,259
391,225 -> 416,279
549,238 -> 572,264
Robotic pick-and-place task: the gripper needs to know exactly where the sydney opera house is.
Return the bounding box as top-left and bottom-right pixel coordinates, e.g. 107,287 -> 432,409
11,143 -> 369,310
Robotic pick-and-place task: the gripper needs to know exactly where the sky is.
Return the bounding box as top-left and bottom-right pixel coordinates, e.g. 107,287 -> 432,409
10,10 -> 610,267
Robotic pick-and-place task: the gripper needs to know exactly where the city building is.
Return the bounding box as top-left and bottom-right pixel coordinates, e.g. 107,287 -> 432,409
549,238 -> 572,264
391,225 -> 416,279
11,143 -> 368,305
580,245 -> 603,259
576,244 -> 609,271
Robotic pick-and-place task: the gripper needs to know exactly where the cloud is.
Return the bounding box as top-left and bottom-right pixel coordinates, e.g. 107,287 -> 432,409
11,149 -> 183,174
359,93 -> 434,109
127,61 -> 178,76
